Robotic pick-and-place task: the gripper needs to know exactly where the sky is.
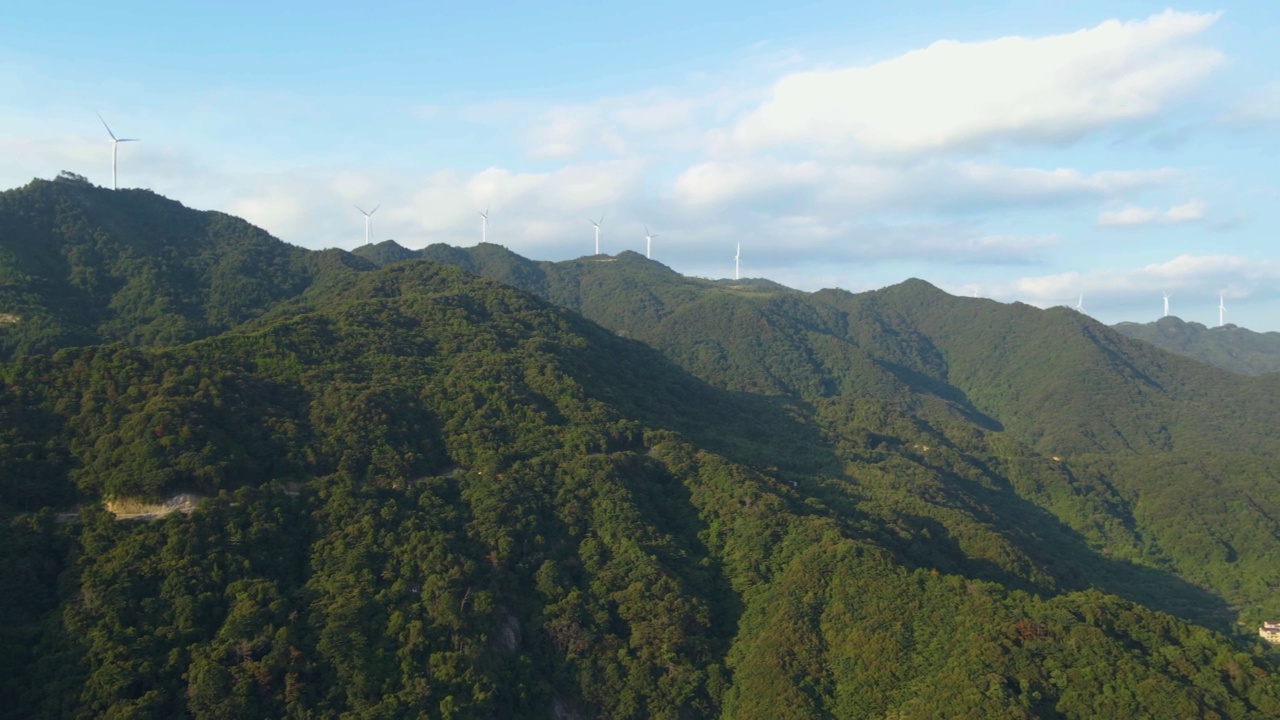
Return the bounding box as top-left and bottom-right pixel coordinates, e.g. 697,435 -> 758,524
3,2 -> 1279,329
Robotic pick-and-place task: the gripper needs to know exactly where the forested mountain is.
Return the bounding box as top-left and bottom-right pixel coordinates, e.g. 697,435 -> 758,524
376,242 -> 1280,637
0,177 -> 371,360
1113,316 -> 1280,375
6,190 -> 1280,717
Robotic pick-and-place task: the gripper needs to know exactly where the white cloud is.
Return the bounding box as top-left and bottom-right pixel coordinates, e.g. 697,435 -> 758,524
1096,206 -> 1160,226
815,227 -> 1060,265
1163,200 -> 1206,222
226,186 -> 310,237
524,107 -> 614,160
674,158 -> 1176,214
398,160 -> 648,249
730,10 -> 1224,156
999,254 -> 1280,310
678,229 -> 1058,285
1097,199 -> 1206,226
518,87 -> 756,160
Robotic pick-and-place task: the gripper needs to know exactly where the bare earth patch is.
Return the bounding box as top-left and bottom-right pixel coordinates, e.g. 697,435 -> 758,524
105,493 -> 201,520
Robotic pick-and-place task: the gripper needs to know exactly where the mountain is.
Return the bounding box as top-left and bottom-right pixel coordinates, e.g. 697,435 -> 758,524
0,177 -> 372,360
1114,315 -> 1280,375
351,238 -> 420,266
6,197 -> 1280,717
391,243 -> 1280,629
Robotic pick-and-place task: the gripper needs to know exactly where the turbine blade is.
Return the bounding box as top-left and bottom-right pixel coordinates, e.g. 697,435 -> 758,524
96,112 -> 116,140
117,138 -> 139,142
354,204 -> 368,215
370,204 -> 380,215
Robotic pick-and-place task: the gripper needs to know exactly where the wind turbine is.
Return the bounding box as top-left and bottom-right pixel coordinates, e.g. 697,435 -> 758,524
479,208 -> 489,244
1075,294 -> 1084,313
643,226 -> 658,259
355,204 -> 380,245
96,112 -> 139,191
590,213 -> 605,255
1219,294 -> 1226,327
1163,292 -> 1171,318
735,243 -> 741,281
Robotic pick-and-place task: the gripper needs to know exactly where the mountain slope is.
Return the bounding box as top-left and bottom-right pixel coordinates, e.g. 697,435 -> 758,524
1114,315 -> 1280,376
6,260 -> 1280,717
402,244 -> 1280,631
0,177 -> 372,360
8,200 -> 1280,716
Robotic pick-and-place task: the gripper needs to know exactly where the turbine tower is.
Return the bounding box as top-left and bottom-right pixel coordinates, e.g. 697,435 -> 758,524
1219,294 -> 1226,327
96,112 -> 138,191
479,208 -> 489,244
1163,292 -> 1171,318
355,204 -> 380,245
590,213 -> 605,255
644,226 -> 658,259
735,243 -> 741,281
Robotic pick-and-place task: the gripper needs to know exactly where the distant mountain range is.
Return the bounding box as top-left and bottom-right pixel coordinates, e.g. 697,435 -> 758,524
5,180 -> 1280,717
1113,316 -> 1280,375
356,239 -> 1280,379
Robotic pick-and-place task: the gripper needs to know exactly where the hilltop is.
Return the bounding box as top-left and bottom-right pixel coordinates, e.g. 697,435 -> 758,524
0,178 -> 370,360
1113,315 -> 1280,376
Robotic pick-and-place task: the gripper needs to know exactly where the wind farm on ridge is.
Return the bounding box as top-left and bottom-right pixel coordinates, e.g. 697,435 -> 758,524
85,111 -> 1247,320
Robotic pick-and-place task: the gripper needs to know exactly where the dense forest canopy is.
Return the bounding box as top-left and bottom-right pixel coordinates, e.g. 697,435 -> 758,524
5,180 -> 1280,717
1113,316 -> 1280,376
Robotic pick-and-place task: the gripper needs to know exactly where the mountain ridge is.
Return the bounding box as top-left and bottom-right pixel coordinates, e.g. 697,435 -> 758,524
1113,315 -> 1280,375
7,184 -> 1280,716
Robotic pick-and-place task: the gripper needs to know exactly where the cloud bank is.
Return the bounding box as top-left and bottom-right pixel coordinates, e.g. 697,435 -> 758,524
730,10 -> 1223,156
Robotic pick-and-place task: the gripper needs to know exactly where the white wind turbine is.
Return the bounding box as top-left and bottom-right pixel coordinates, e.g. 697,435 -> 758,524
1075,294 -> 1084,313
735,243 -> 741,281
96,112 -> 139,191
1163,292 -> 1171,318
590,213 -> 605,255
1219,294 -> 1226,327
644,226 -> 658,259
355,204 -> 380,245
479,208 -> 489,244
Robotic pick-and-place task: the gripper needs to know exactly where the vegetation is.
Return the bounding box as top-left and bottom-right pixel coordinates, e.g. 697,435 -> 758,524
6,187 -> 1280,716
1114,316 -> 1280,376
0,178 -> 370,360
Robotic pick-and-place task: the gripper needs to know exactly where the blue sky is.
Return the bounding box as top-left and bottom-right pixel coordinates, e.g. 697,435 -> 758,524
3,2 -> 1280,329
